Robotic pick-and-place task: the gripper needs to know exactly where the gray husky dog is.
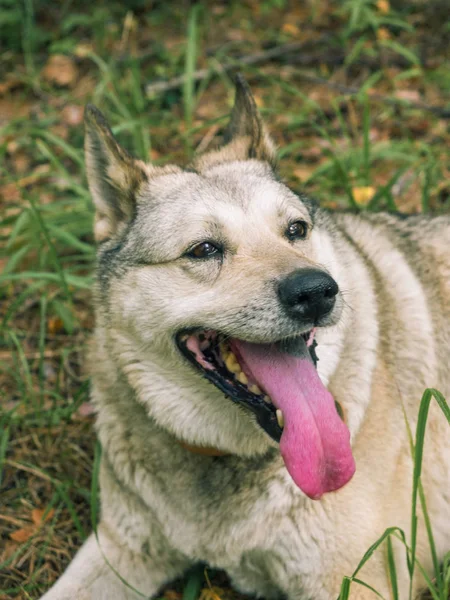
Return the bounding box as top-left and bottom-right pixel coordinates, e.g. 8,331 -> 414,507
41,77 -> 449,600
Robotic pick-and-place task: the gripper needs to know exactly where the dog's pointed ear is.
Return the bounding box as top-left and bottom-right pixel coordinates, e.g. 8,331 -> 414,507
84,105 -> 148,242
194,75 -> 276,171
223,75 -> 275,161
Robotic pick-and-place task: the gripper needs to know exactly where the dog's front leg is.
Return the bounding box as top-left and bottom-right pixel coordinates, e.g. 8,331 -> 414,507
40,523 -> 191,600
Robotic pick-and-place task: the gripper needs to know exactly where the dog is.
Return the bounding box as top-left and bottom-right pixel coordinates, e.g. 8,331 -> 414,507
41,76 -> 450,600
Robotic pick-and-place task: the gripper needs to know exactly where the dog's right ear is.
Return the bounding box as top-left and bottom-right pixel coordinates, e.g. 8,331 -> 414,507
84,105 -> 148,242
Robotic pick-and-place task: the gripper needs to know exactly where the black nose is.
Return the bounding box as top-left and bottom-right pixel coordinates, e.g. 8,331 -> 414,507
277,268 -> 339,323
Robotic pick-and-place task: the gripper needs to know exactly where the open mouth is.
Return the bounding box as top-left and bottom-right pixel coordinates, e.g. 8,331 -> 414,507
176,328 -> 356,500
176,330 -> 318,443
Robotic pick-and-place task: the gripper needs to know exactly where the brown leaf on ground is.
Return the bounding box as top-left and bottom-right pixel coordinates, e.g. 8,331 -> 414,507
0,97 -> 33,124
376,27 -> 391,41
164,591 -> 182,600
282,23 -> 300,36
16,164 -> 51,189
0,76 -> 22,96
47,317 -> 64,335
293,166 -> 315,181
200,587 -> 225,600
376,0 -> 390,13
10,526 -> 36,543
50,124 -> 70,140
12,151 -> 31,175
352,186 -> 376,206
0,182 -> 21,202
395,89 -> 421,102
31,507 -> 55,526
42,55 -> 79,87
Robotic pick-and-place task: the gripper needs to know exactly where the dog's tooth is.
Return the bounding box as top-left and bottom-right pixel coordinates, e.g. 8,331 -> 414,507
225,353 -> 241,374
237,372 -> 248,385
276,409 -> 284,429
263,395 -> 272,403
249,384 -> 262,395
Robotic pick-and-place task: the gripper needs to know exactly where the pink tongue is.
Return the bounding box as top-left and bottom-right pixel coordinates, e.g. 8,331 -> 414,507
232,341 -> 355,499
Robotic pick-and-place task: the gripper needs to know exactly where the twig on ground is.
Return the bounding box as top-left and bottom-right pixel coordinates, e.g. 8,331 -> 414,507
146,40 -> 326,95
145,44 -> 450,119
292,73 -> 450,118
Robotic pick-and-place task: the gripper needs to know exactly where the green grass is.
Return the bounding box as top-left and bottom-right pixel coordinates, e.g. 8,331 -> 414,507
0,0 -> 449,598
338,389 -> 450,600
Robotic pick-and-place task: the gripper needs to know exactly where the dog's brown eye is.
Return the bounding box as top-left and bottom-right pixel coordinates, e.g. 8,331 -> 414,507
187,242 -> 221,259
286,220 -> 308,241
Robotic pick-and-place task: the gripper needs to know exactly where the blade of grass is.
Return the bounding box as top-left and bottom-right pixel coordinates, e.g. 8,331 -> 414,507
386,536 -> 399,600
362,94 -> 370,186
0,424 -> 10,487
7,331 -> 36,406
184,5 -> 201,127
90,439 -> 102,533
417,481 -> 442,595
55,482 -> 88,541
409,389 -> 449,599
421,163 -> 433,213
38,294 -> 48,408
0,272 -> 92,289
182,564 -> 205,600
27,195 -> 72,302
1,281 -> 48,327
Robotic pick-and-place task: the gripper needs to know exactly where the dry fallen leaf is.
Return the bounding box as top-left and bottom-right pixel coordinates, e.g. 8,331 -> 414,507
352,186 -> 376,206
0,539 -> 20,562
0,182 -> 21,202
395,89 -> 421,102
10,526 -> 35,543
47,316 -> 64,335
282,23 -> 300,36
31,507 -> 55,526
6,140 -> 20,155
376,0 -> 390,13
376,27 -> 390,41
12,151 -> 30,175
163,591 -> 182,600
0,76 -> 22,96
199,588 -> 224,600
293,166 -> 315,181
42,55 -> 79,87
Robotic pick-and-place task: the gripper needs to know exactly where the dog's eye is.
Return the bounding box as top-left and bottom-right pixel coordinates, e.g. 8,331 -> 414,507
187,241 -> 221,259
286,220 -> 308,241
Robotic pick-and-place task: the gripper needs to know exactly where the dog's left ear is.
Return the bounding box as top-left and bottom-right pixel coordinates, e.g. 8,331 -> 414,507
195,75 -> 276,171
84,105 -> 149,242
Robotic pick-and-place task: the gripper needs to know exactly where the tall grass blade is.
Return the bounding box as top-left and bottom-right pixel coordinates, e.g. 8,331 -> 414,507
362,94 -> 371,185
386,536 -> 399,600
409,389 -> 449,599
184,5 -> 201,127
182,564 -> 205,600
90,440 -> 102,532
26,195 -> 71,301
0,424 -> 9,487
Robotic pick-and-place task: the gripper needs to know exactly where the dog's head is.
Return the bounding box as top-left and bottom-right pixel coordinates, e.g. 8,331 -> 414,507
84,77 -> 355,499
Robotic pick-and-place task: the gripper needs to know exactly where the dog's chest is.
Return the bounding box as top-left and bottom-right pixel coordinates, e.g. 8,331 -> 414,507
148,460 -> 334,596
